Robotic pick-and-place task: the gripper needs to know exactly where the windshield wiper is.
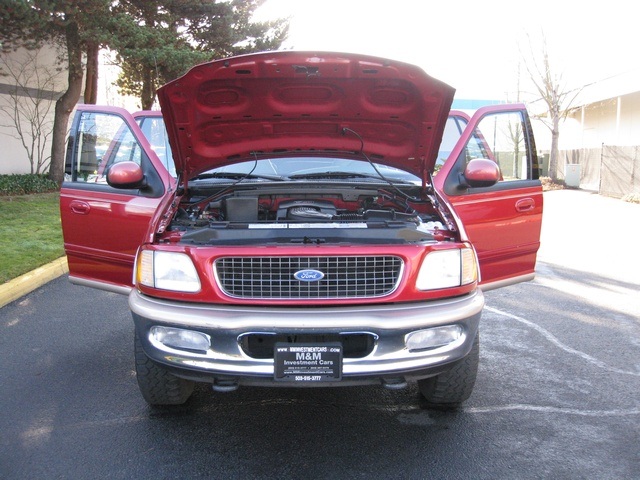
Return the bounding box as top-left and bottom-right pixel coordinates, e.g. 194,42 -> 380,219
288,171 -> 413,183
192,172 -> 284,181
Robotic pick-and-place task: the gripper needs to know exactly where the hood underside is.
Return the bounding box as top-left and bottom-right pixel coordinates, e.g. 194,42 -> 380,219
157,51 -> 455,183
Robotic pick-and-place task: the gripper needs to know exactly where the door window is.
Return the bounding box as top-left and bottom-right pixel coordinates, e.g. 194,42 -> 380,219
467,111 -> 530,181
444,110 -> 539,195
464,111 -> 535,182
65,112 -> 143,183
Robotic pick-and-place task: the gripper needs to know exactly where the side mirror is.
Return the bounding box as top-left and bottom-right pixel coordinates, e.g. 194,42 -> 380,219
461,158 -> 501,188
106,161 -> 146,189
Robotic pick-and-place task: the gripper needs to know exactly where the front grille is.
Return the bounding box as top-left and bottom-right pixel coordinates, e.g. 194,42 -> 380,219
214,256 -> 403,299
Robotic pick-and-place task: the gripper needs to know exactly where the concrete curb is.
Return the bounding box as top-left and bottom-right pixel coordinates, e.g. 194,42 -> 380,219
0,257 -> 68,308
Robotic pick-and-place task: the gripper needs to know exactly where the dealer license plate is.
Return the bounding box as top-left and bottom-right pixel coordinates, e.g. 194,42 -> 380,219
274,343 -> 343,382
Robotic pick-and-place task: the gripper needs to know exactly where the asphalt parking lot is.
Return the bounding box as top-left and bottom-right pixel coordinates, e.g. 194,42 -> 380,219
1,189 -> 639,479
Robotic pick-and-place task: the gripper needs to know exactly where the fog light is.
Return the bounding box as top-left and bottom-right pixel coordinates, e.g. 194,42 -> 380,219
405,325 -> 463,352
150,326 -> 211,353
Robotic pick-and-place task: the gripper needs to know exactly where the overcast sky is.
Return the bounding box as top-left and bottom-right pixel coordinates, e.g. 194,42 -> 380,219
254,0 -> 639,101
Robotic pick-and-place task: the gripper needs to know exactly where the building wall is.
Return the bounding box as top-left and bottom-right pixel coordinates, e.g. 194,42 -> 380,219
0,46 -> 67,174
565,91 -> 640,149
552,89 -> 640,197
619,93 -> 640,145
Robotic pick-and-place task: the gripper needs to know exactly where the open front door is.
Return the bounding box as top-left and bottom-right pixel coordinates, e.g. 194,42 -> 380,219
60,106 -> 173,293
436,104 -> 543,290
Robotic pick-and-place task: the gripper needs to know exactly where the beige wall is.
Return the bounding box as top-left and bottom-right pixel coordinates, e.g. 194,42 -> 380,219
0,46 -> 67,174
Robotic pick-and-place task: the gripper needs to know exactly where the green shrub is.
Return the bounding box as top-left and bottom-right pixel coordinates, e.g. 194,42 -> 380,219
0,174 -> 59,196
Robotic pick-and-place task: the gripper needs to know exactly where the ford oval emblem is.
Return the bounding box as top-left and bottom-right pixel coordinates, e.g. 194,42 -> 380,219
293,269 -> 325,282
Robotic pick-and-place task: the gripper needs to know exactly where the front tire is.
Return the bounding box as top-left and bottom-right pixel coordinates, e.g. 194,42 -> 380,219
418,332 -> 479,408
134,331 -> 195,406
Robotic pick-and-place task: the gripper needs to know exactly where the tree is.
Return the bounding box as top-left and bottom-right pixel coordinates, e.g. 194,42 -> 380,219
523,34 -> 580,182
113,0 -> 288,109
0,47 -> 58,173
83,41 -> 99,104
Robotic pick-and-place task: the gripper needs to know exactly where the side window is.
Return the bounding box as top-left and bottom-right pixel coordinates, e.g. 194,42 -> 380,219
464,111 -> 532,182
66,112 -> 143,183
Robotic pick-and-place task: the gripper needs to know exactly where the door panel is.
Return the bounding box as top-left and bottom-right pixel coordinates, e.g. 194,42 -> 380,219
60,106 -> 171,292
436,105 -> 543,289
60,189 -> 162,291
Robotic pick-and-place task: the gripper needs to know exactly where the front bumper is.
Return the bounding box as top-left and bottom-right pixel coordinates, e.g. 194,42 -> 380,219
130,289 -> 484,387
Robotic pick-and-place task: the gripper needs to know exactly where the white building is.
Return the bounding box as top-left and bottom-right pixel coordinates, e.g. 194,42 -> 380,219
564,69 -> 640,149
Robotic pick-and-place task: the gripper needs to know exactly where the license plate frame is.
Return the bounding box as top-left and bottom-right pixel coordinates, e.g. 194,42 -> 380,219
274,343 -> 343,382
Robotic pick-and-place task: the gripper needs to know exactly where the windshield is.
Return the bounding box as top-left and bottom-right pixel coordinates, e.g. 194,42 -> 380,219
190,157 -> 422,184
136,115 -> 176,178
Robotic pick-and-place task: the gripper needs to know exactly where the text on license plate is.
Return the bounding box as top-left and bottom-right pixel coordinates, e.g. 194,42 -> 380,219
274,343 -> 343,382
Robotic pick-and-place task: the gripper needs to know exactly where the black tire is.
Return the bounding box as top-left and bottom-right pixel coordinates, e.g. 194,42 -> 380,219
418,332 -> 479,408
134,331 -> 195,406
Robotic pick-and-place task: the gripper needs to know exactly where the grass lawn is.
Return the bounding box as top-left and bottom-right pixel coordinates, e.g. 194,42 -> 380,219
0,192 -> 64,284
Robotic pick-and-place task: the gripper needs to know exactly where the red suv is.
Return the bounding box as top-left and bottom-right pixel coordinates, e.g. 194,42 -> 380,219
60,52 -> 542,407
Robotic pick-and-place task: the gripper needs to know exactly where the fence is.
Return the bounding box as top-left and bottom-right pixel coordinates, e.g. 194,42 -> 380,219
551,145 -> 640,198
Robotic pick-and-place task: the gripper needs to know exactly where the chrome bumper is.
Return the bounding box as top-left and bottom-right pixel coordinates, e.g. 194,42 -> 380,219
129,289 -> 484,386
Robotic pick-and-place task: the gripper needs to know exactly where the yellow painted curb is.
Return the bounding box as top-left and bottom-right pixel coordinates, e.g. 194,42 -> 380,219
0,257 -> 68,308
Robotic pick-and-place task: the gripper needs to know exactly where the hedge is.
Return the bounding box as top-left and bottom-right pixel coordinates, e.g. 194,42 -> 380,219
0,174 -> 59,196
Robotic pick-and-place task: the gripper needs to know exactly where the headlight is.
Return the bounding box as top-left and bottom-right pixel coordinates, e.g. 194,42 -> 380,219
416,247 -> 477,290
137,250 -> 201,293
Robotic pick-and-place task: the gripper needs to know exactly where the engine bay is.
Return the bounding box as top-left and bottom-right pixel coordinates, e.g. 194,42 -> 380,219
164,185 -> 456,246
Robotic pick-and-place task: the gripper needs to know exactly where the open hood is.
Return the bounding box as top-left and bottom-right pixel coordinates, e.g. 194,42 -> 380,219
157,51 -> 455,183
